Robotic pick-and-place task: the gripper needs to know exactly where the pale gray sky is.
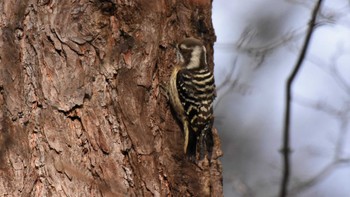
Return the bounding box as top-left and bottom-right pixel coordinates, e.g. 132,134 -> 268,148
212,1 -> 350,196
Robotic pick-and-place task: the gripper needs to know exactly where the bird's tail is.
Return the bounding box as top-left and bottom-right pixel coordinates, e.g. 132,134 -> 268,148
199,125 -> 214,161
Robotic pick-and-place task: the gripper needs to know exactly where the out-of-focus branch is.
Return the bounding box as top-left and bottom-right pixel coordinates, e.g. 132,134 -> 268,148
216,56 -> 238,91
287,0 -> 349,25
289,157 -> 350,196
236,27 -> 305,67
279,1 -> 323,197
214,57 -> 239,110
291,96 -> 350,195
295,97 -> 350,160
237,27 -> 305,56
295,46 -> 350,96
294,97 -> 341,117
328,54 -> 350,96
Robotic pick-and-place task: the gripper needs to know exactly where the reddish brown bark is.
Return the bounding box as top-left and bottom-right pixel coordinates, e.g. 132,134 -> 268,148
0,0 -> 222,196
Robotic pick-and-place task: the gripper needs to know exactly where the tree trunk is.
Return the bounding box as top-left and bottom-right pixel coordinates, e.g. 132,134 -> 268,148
0,0 -> 222,196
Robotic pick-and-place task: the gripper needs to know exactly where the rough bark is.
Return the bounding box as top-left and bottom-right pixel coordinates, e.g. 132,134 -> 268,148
0,0 -> 222,196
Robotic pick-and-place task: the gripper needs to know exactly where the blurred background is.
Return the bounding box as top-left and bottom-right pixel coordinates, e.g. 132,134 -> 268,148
212,0 -> 350,196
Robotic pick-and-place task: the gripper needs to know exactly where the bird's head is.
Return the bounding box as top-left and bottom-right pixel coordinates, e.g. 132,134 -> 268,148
177,37 -> 207,69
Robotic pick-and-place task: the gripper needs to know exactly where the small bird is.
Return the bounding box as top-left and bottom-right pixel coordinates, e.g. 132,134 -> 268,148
168,37 -> 216,161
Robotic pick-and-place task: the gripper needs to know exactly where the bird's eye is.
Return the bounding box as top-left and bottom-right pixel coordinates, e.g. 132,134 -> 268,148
176,51 -> 184,63
180,44 -> 190,50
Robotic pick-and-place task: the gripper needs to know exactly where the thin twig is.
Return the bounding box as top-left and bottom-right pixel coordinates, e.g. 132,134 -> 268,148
214,57 -> 239,110
279,1 -> 323,197
292,97 -> 350,195
301,47 -> 350,96
289,157 -> 350,196
216,56 -> 238,91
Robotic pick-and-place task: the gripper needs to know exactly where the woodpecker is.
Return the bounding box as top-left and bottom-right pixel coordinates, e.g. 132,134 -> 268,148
169,37 -> 216,161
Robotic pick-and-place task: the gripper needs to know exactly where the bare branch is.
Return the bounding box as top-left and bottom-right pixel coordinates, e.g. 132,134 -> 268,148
214,79 -> 238,110
289,157 -> 350,196
302,47 -> 350,96
214,57 -> 239,110
293,95 -> 350,195
289,162 -> 337,196
216,56 -> 239,91
287,0 -> 350,25
237,27 -> 305,56
294,97 -> 342,117
279,1 -> 323,197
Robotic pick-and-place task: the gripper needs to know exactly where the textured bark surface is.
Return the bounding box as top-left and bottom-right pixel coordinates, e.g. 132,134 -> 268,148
0,0 -> 222,196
